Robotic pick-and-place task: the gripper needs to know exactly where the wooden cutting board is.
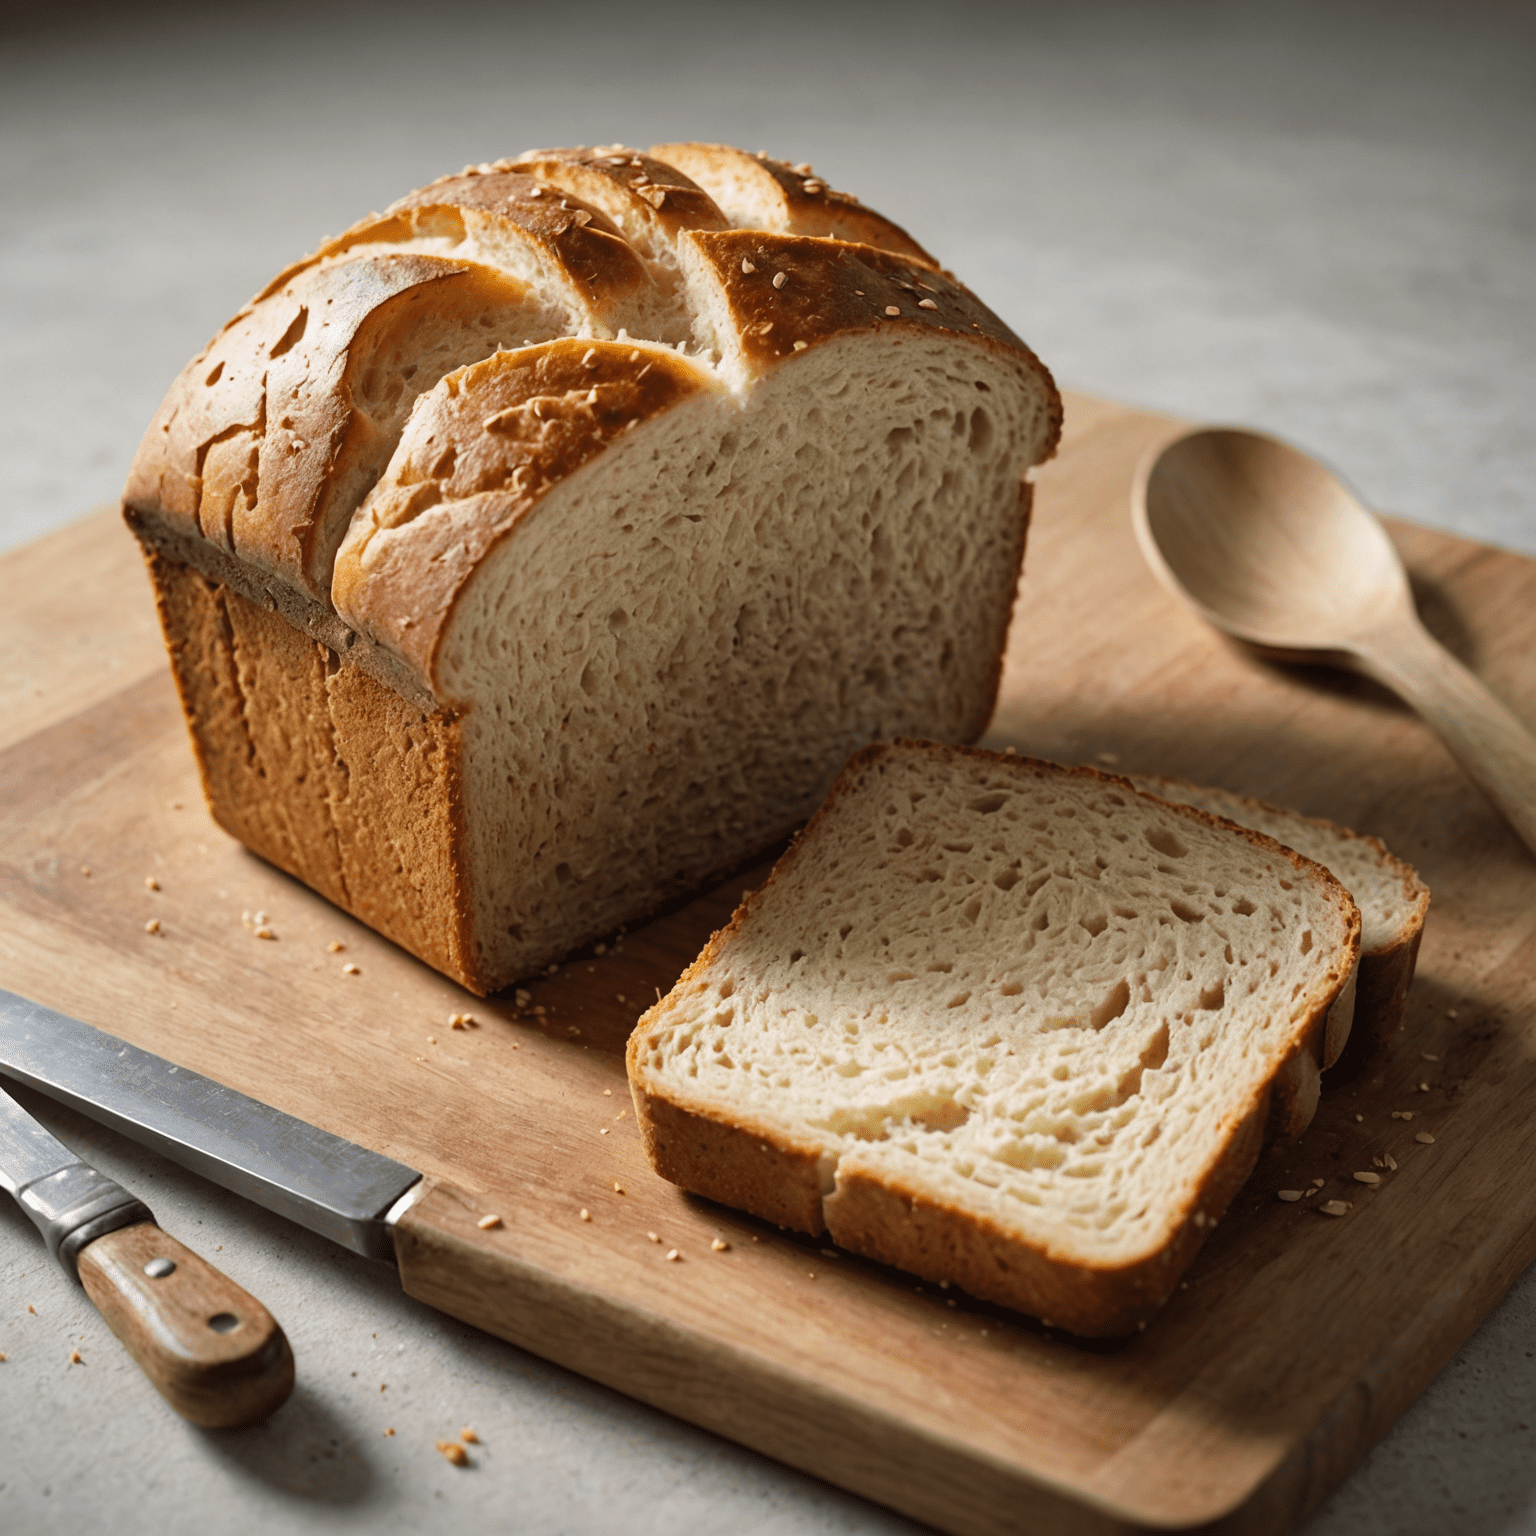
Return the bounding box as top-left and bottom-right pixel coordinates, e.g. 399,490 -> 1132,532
4,390 -> 1535,1535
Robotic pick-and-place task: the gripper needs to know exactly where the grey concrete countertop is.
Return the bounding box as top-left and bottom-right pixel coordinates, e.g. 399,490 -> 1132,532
2,3 -> 1533,1532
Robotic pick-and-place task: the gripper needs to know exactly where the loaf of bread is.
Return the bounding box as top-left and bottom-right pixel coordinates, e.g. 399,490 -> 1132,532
123,146 -> 1061,994
627,741 -> 1361,1336
1132,776 -> 1428,1055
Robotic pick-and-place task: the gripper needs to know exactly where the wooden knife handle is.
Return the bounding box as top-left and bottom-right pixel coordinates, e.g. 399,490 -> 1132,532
76,1220 -> 294,1428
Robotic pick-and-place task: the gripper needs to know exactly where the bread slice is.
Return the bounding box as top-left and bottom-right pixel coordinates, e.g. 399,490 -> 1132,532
1132,776 -> 1429,1056
627,741 -> 1361,1337
123,146 -> 1061,994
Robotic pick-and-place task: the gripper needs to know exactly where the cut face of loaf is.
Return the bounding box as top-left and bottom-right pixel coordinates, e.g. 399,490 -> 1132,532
1132,776 -> 1429,1054
123,145 -> 1061,995
627,743 -> 1361,1337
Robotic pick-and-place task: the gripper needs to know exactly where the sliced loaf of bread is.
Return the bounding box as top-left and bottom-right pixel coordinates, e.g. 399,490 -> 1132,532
1132,776 -> 1428,1055
627,741 -> 1361,1336
123,145 -> 1060,995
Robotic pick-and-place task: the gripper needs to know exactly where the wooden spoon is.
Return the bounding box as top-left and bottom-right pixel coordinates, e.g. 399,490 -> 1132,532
1132,426 -> 1536,856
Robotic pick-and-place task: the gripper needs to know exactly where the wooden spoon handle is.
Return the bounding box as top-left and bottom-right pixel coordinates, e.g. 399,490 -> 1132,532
76,1220 -> 295,1428
1355,617 -> 1536,857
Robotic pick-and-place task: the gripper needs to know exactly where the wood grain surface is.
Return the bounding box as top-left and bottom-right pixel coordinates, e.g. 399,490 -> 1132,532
77,1220 -> 295,1428
3,391 -> 1534,1534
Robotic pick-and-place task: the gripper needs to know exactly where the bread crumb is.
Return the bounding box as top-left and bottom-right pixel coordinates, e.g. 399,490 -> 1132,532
1277,1189 -> 1303,1202
436,1441 -> 469,1466
327,941 -> 345,952
1320,1200 -> 1351,1217
793,340 -> 808,351
647,1232 -> 660,1243
613,1182 -> 625,1194
1352,1171 -> 1381,1186
603,1089 -> 612,1096
80,866 -> 91,877
144,918 -> 161,935
383,1427 -> 394,1436
666,1249 -> 680,1262
449,1012 -> 476,1029
144,876 -> 160,891
29,1304 -> 35,1314
599,1127 -> 609,1135
254,926 -> 276,940
460,1427 -> 479,1444
711,1238 -> 729,1252
1416,1131 -> 1436,1144
477,1214 -> 503,1230
343,963 -> 360,975
70,1350 -> 83,1364
807,1271 -> 816,1279
579,1209 -> 591,1222
616,1110 -> 627,1120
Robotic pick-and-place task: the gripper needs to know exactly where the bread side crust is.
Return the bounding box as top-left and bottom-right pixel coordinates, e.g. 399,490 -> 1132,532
630,1083 -> 833,1235
143,547 -> 486,993
628,742 -> 1361,1334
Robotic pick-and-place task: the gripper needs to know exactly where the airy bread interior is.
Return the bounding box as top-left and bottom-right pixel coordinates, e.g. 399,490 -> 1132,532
628,742 -> 1360,1334
1133,775 -> 1429,1051
400,334 -> 1043,980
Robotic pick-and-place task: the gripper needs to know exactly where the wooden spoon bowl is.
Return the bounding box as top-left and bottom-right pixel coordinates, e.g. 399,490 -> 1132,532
1132,426 -> 1536,856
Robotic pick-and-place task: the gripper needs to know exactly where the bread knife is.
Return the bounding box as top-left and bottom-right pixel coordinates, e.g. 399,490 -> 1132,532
0,988 -> 424,1417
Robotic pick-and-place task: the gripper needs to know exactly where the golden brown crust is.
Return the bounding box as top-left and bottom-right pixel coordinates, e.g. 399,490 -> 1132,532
651,142 -> 939,267
629,1086 -> 831,1235
512,147 -> 731,246
627,742 -> 1360,1334
257,169 -> 654,325
823,1093 -> 1266,1339
332,338 -> 714,691
125,254 -> 535,600
683,228 -> 1029,366
144,548 -> 488,993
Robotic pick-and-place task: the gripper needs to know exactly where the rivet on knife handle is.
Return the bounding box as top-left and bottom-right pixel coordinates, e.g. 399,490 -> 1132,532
76,1220 -> 295,1429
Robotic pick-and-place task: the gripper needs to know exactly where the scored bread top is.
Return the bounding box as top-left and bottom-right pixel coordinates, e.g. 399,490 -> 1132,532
332,337 -> 715,680
124,143 -> 1060,695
